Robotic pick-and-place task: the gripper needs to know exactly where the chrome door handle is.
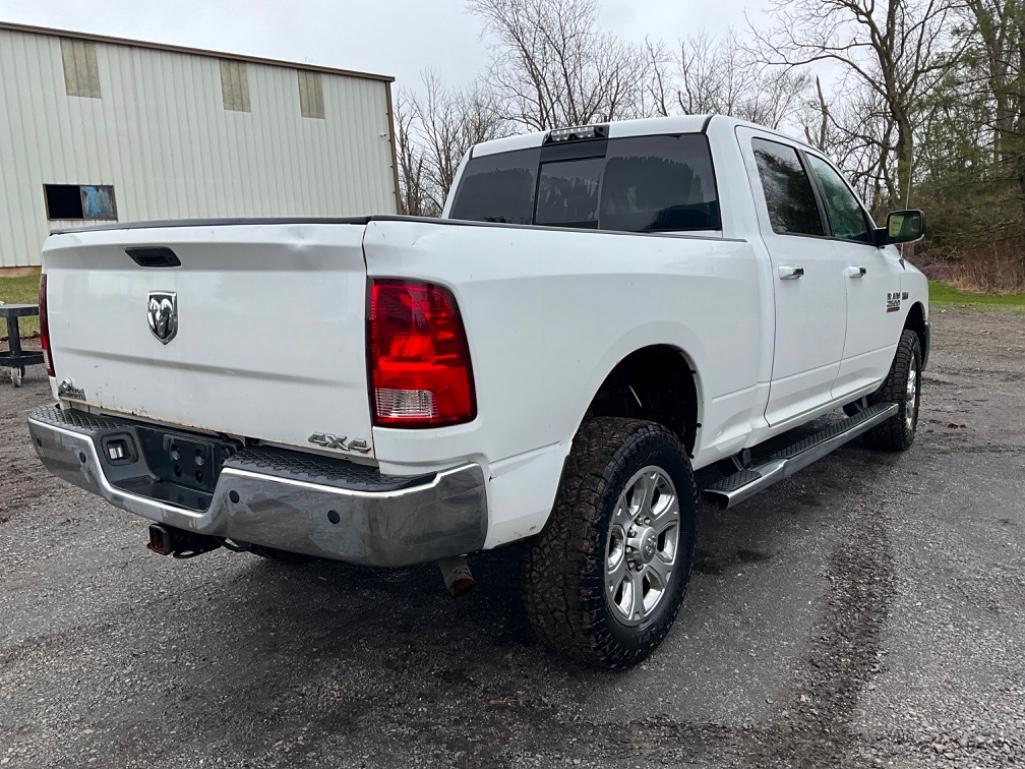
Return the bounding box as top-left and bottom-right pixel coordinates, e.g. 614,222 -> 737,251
778,265 -> 804,280
847,266 -> 867,278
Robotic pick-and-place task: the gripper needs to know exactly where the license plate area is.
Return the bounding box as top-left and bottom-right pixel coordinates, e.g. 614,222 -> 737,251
97,423 -> 238,512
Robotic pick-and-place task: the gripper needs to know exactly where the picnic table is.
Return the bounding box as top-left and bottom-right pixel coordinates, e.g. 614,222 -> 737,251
0,303 -> 44,387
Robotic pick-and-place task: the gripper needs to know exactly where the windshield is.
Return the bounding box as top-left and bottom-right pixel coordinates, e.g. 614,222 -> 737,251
449,133 -> 720,233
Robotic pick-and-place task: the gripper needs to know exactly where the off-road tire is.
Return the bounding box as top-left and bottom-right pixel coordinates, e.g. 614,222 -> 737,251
865,329 -> 922,451
523,417 -> 697,669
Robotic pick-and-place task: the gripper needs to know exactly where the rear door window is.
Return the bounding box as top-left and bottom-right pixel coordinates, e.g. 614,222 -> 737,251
751,138 -> 824,236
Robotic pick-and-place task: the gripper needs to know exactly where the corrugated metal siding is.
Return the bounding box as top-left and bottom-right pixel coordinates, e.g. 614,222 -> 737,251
0,28 -> 397,268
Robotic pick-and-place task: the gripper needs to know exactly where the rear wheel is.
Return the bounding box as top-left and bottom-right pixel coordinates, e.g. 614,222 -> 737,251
523,417 -> 697,669
865,329 -> 922,451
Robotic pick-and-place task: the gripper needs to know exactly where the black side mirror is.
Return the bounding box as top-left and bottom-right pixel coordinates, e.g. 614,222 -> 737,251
875,209 -> 926,247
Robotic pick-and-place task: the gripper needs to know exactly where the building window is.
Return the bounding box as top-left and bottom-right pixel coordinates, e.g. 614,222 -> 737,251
44,184 -> 117,220
220,60 -> 251,112
298,70 -> 325,119
60,38 -> 101,98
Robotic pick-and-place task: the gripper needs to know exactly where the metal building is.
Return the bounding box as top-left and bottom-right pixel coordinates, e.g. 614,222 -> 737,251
0,22 -> 399,271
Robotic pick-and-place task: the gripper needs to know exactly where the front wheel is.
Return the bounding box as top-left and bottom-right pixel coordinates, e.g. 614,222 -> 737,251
523,417 -> 697,669
865,329 -> 922,451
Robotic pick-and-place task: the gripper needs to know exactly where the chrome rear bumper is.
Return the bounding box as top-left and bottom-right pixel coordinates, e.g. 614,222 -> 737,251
28,405 -> 488,567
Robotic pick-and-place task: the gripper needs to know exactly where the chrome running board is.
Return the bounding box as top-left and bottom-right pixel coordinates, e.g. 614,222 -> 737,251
703,402 -> 899,509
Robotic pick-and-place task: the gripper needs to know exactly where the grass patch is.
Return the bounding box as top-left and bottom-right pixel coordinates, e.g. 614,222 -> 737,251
0,275 -> 41,339
930,280 -> 1025,311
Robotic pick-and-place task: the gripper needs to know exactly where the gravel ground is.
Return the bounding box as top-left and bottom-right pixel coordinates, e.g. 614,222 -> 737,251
1,307 -> 1023,769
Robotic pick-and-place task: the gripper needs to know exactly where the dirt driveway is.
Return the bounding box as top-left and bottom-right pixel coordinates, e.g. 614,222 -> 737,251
1,307 -> 1023,769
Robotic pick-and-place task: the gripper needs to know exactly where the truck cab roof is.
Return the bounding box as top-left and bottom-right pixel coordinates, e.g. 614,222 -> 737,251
469,114 -> 811,158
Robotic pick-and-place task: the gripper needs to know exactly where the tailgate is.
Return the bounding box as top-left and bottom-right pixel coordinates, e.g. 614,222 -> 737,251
43,222 -> 375,458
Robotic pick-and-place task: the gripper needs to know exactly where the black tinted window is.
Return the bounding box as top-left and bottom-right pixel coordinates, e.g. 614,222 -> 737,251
601,135 -> 719,231
449,148 -> 540,224
806,154 -> 872,243
752,138 -> 824,236
535,157 -> 603,228
449,134 -> 720,232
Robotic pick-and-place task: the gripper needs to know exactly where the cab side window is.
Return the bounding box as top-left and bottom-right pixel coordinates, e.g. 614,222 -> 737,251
751,138 -> 824,236
805,154 -> 873,244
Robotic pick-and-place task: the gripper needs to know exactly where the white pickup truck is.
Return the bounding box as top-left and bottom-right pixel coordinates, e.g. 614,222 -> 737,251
30,115 -> 928,668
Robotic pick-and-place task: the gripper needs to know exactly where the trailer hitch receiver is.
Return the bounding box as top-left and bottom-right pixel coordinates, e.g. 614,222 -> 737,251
147,524 -> 221,558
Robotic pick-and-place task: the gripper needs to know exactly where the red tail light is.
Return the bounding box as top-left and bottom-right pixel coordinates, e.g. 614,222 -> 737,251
367,279 -> 476,428
39,273 -> 54,376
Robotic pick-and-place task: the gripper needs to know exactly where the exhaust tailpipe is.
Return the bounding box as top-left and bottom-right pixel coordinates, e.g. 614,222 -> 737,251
438,556 -> 475,597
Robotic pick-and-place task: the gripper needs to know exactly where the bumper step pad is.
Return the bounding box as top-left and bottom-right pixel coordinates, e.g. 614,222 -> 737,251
28,405 -> 432,493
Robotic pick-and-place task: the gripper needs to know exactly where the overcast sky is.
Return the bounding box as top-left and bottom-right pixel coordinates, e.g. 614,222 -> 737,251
0,0 -> 774,93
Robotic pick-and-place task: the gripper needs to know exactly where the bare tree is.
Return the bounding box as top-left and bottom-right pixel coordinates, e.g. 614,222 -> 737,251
965,0 -> 1022,164
417,73 -> 505,209
394,74 -> 506,216
395,92 -> 430,217
468,0 -> 650,129
645,39 -> 673,117
804,76 -> 832,150
797,72 -> 897,207
648,31 -> 810,129
753,0 -> 963,206
957,0 -> 1025,220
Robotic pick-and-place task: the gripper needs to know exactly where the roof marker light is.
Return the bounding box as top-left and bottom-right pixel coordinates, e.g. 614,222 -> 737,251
546,124 -> 609,143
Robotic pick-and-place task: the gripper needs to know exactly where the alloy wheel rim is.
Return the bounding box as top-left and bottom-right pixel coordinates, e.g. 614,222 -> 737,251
906,358 -> 919,432
604,466 -> 680,626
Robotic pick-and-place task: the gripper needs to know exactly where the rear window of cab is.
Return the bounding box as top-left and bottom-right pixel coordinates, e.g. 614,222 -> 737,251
449,133 -> 721,233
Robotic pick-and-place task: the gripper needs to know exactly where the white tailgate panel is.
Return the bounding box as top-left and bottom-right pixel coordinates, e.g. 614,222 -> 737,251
43,223 -> 374,458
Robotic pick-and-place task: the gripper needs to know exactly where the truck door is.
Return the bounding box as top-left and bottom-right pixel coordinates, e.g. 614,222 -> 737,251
736,128 -> 847,426
801,152 -> 906,399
